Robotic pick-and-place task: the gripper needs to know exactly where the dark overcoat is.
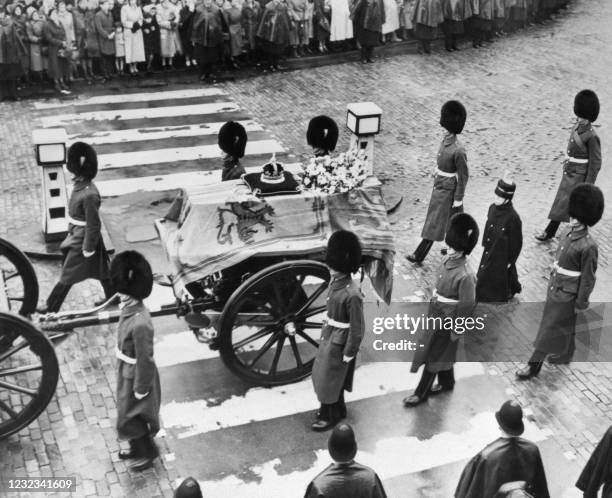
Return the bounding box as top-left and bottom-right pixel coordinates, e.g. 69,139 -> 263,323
241,1 -> 262,49
305,461 -> 388,498
455,437 -> 550,498
191,3 -> 226,48
83,9 -> 101,58
476,202 -> 523,302
256,1 -> 291,47
411,254 -> 476,373
42,19 -> 68,79
533,225 -> 598,355
411,0 -> 444,27
352,0 -> 385,46
58,180 -> 110,286
421,133 -> 469,241
116,302 -> 161,440
94,9 -> 115,55
576,425 -> 612,498
548,121 -> 601,222
312,275 -> 364,404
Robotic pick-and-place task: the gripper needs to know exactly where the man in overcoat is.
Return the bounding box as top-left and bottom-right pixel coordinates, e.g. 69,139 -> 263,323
576,425 -> 612,498
351,0 -> 385,63
39,142 -> 114,313
218,120 -> 247,181
191,0 -> 227,81
536,90 -> 601,242
404,213 -> 478,407
304,423 -> 387,498
311,231 -> 364,431
307,115 -> 339,157
256,0 -> 291,71
111,250 -> 161,471
455,400 -> 550,498
94,0 -> 116,81
408,100 -> 469,264
517,183 -> 603,379
476,173 -> 523,302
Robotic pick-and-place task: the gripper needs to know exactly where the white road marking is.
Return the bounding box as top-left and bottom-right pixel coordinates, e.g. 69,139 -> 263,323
67,121 -> 264,145
98,140 -> 285,169
33,88 -> 226,109
183,411 -> 552,498
40,102 -> 241,127
160,363 -> 486,438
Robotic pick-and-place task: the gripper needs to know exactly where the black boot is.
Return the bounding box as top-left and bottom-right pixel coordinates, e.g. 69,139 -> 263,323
360,47 -> 367,63
407,239 -> 433,264
39,282 -> 72,314
128,435 -> 158,471
404,369 -> 435,407
516,362 -> 542,380
119,439 -> 137,460
430,368 -> 455,395
311,404 -> 339,431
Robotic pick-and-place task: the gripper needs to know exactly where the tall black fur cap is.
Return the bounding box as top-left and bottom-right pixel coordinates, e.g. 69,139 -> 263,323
326,230 -> 362,274
67,142 -> 98,180
218,121 -> 247,158
574,90 -> 600,122
445,213 -> 479,255
569,183 -> 604,226
110,251 -> 154,300
440,100 -> 467,135
307,115 -> 339,152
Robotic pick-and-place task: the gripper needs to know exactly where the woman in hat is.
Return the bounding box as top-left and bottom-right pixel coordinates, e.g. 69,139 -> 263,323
111,250 -> 161,472
305,423 -> 387,497
536,90 -> 601,242
407,100 -> 469,264
157,0 -> 182,70
39,142 -> 114,313
43,7 -> 72,94
476,173 -> 523,303
456,400 -> 550,498
218,121 -> 247,181
121,0 -> 146,74
256,0 -> 291,71
0,7 -> 27,101
26,7 -> 45,83
404,213 -> 478,407
311,231 -> 365,431
307,115 -> 339,158
142,4 -> 161,73
517,184 -> 603,379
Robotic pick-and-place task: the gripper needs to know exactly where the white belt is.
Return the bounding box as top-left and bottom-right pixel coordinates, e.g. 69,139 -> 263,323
565,155 -> 588,164
554,262 -> 581,277
116,346 -> 137,365
325,315 -> 350,329
433,289 -> 459,303
67,215 -> 87,227
436,168 -> 458,178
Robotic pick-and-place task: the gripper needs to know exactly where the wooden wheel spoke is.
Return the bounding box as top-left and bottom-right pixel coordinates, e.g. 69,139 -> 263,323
302,320 -> 324,328
289,336 -> 303,367
247,334 -> 278,368
0,379 -> 37,396
0,339 -> 29,363
295,283 -> 327,316
233,325 -> 277,351
287,274 -> 307,310
296,330 -> 319,348
0,399 -> 18,419
3,270 -> 19,281
8,296 -> 24,302
269,336 -> 286,376
299,305 -> 327,320
0,364 -> 43,377
271,280 -> 285,312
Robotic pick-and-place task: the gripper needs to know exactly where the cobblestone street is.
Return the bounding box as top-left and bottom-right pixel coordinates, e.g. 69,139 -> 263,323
1,0 -> 612,496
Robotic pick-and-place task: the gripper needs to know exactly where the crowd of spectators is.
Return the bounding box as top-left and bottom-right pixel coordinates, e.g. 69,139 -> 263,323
0,0 -> 570,100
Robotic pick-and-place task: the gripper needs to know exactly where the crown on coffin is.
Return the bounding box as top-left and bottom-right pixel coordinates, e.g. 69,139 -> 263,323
260,154 -> 285,184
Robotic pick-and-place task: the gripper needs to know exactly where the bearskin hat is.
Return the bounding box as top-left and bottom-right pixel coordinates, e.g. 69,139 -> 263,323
440,100 -> 467,135
574,90 -> 600,122
174,477 -> 203,498
218,121 -> 247,158
445,213 -> 479,255
326,230 -> 362,274
66,142 -> 98,180
328,423 -> 357,463
307,115 -> 339,152
569,183 -> 604,227
110,251 -> 153,300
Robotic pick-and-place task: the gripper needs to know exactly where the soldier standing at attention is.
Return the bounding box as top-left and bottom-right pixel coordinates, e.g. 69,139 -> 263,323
311,231 -> 365,431
218,120 -> 247,181
407,100 -> 469,264
535,90 -> 601,242
39,142 -> 114,313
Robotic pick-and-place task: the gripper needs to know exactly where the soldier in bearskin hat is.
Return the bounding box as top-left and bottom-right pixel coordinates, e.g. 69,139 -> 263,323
536,90 -> 602,242
218,120 -> 247,181
307,115 -> 339,157
517,184 -> 603,379
111,251 -> 161,471
476,172 -> 523,303
311,230 -> 365,431
404,213 -> 478,407
407,100 -> 469,264
39,142 -> 114,313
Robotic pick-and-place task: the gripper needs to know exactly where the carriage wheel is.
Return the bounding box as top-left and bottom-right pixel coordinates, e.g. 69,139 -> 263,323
219,260 -> 330,386
0,312 -> 59,439
0,238 -> 39,316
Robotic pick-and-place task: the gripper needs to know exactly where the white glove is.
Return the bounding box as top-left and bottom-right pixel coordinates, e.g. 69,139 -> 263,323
342,355 -> 354,363
452,200 -> 463,208
134,391 -> 149,400
82,249 -> 95,258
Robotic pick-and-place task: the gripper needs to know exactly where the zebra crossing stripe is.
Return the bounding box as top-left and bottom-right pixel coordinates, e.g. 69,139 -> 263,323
39,102 -> 242,127
33,88 -> 226,109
